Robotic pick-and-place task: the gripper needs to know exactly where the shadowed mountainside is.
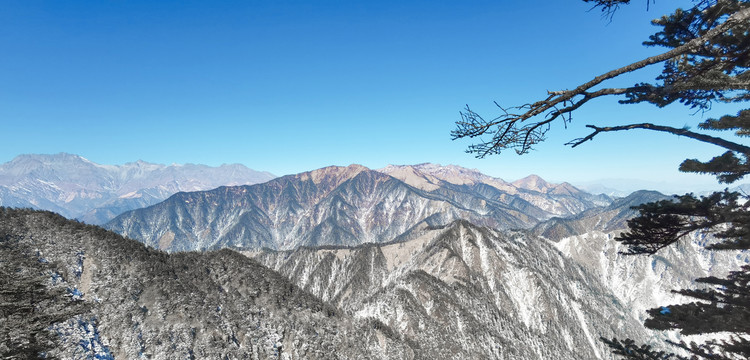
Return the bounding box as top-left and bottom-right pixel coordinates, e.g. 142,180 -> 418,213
0,207 -> 412,359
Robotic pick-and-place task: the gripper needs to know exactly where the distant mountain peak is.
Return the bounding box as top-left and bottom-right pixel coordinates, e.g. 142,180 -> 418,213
379,163 -> 509,191
0,153 -> 276,224
6,152 -> 88,165
513,174 -> 545,183
409,163 -> 482,175
298,164 -> 369,185
378,164 -> 599,199
548,182 -> 583,195
512,174 -> 553,192
413,163 -> 489,182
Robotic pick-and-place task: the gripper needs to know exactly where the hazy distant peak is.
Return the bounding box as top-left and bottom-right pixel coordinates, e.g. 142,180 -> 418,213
218,163 -> 247,169
16,152 -> 79,160
415,163 -> 491,182
0,152 -> 101,181
512,174 -> 545,184
296,164 -> 370,185
379,163 -> 510,191
0,153 -> 276,223
548,182 -> 583,196
6,152 -> 88,166
131,159 -> 154,166
610,190 -> 669,209
119,159 -> 164,173
410,162 -> 483,175
411,162 -> 481,174
512,174 -> 552,192
378,164 -> 445,191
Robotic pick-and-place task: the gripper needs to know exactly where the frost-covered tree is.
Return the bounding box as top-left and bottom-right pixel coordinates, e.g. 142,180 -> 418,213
0,211 -> 89,359
452,0 -> 750,358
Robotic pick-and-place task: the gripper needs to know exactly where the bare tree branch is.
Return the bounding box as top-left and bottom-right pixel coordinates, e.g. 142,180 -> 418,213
453,87 -> 644,156
566,123 -> 750,154
453,5 -> 750,157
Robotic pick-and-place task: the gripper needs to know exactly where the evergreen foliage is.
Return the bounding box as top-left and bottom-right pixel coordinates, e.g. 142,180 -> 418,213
600,337 -> 678,359
453,0 -> 750,358
0,217 -> 89,359
0,207 -> 410,358
618,191 -> 750,254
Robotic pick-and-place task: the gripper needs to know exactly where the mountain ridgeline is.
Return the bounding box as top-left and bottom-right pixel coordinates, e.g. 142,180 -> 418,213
105,164 -> 611,252
0,153 -> 275,224
250,220 -> 648,358
0,208 -> 411,359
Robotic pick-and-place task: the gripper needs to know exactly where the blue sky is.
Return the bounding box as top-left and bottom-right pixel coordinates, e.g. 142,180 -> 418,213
1,0 -> 744,192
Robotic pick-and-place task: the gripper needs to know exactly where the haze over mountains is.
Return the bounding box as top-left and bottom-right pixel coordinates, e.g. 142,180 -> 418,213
0,153 -> 275,224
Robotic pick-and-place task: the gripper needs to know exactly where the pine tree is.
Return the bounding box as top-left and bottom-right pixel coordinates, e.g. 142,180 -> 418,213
0,215 -> 89,359
452,1 -> 750,358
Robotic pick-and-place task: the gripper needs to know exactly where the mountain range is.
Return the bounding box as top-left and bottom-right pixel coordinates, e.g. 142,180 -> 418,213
2,208 -> 412,359
105,164 -> 611,252
0,153 -> 275,224
2,206 -> 647,359
2,155 -> 743,358
249,219 -> 648,358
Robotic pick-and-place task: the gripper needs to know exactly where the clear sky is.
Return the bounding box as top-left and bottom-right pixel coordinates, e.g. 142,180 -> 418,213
1,0 -> 745,193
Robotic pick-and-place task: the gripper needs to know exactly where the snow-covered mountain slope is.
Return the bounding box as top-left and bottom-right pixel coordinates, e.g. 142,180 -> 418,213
0,153 -> 275,224
106,164 -> 611,252
1,206 -> 654,359
7,166 -> 741,358
1,207 -> 414,359
533,191 -> 750,330
531,190 -> 668,241
251,220 -> 648,359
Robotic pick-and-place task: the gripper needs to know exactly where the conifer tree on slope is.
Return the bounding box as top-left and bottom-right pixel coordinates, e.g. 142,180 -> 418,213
452,1 -> 749,358
0,209 -> 90,359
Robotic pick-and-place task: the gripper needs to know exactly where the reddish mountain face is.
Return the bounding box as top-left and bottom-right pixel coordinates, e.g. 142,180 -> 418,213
106,164 -> 610,252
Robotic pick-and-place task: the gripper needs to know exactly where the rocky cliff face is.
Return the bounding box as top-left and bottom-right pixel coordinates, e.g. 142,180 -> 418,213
0,153 -> 275,224
106,164 -> 610,252
532,191 -> 750,329
251,220 -> 649,359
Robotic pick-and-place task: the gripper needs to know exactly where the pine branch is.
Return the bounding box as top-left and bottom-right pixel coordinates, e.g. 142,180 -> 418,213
600,337 -> 681,359
560,5 -> 748,100
566,123 -> 750,154
616,191 -> 750,255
